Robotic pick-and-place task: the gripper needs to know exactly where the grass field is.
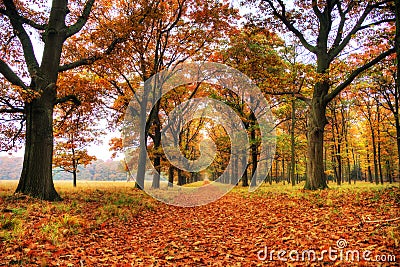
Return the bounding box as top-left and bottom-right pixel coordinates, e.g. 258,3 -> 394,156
0,180 -> 399,266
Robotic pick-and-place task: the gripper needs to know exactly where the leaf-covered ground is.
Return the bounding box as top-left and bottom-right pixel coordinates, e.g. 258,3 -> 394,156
0,181 -> 399,266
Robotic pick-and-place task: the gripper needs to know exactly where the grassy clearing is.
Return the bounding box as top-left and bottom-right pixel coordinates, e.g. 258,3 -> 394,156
0,180 -> 155,246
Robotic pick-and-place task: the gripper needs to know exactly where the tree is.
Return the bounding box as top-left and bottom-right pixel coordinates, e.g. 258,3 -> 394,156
0,0 -> 125,200
53,108 -> 99,187
251,0 -> 395,189
53,144 -> 96,186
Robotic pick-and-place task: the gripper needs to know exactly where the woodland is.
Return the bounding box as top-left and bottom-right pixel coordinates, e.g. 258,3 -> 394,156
0,0 -> 399,266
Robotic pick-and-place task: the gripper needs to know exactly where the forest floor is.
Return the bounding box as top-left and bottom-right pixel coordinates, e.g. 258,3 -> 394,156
0,180 -> 399,266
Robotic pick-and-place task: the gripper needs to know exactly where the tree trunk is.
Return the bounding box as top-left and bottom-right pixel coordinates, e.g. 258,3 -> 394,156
241,160 -> 248,187
250,114 -> 258,187
376,106 -> 383,184
152,156 -> 161,189
16,98 -> 60,200
73,170 -> 77,188
395,114 -> 400,182
305,93 -> 328,190
395,0 -> 400,183
366,145 -> 373,183
371,129 -> 379,185
386,160 -> 393,184
152,116 -> 162,189
336,144 -> 342,186
345,130 -> 351,185
135,98 -> 148,190
290,97 -> 296,186
72,147 -> 77,187
177,169 -> 185,186
282,158 -> 285,185
168,165 -> 174,187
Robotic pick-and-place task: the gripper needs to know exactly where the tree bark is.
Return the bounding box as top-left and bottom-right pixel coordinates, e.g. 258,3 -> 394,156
72,147 -> 77,187
168,165 -> 174,187
152,156 -> 161,189
177,169 -> 185,186
377,107 -> 383,184
73,170 -> 77,188
241,156 -> 248,187
305,83 -> 328,190
371,124 -> 379,185
17,97 -> 60,200
151,115 -> 162,189
250,115 -> 258,187
395,0 -> 400,183
232,156 -> 238,185
366,144 -> 373,183
135,97 -> 148,190
290,96 -> 296,186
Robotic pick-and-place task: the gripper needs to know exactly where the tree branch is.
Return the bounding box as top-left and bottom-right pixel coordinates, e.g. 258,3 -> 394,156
328,1 -> 393,60
0,59 -> 28,90
58,55 -> 99,72
357,18 -> 395,31
58,37 -> 125,72
331,1 -> 347,50
54,95 -> 81,106
0,107 -> 24,113
311,0 -> 323,21
3,0 -> 39,76
262,0 -> 317,54
0,96 -> 24,113
324,47 -> 395,104
66,0 -> 95,38
0,7 -> 47,30
265,91 -> 311,105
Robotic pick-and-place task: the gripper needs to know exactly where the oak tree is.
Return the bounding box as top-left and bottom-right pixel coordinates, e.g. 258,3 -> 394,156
250,0 -> 395,189
0,0 -> 120,200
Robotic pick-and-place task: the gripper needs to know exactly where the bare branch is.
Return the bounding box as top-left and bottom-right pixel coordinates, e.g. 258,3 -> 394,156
357,18 -> 395,31
0,59 -> 28,90
0,7 -> 47,30
66,0 -> 95,38
324,47 -> 395,104
332,1 -> 348,50
54,95 -> 81,106
58,55 -> 99,72
312,0 -> 323,21
3,0 -> 39,75
0,107 -> 24,113
0,96 -> 24,113
262,0 -> 317,54
58,37 -> 125,72
329,1 -> 394,60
